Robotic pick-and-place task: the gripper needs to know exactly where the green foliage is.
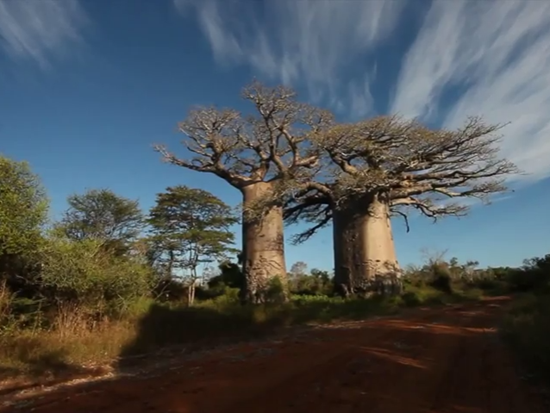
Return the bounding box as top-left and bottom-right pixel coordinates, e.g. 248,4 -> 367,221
0,155 -> 48,257
288,267 -> 333,296
207,263 -> 333,301
265,276 -> 288,303
55,189 -> 143,255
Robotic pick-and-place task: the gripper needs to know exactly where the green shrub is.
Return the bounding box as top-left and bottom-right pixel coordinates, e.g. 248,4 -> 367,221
474,277 -> 500,291
401,291 -> 422,307
506,268 -> 549,292
39,237 -> 153,319
504,254 -> 550,293
428,266 -> 453,294
501,293 -> 550,382
266,276 -> 288,303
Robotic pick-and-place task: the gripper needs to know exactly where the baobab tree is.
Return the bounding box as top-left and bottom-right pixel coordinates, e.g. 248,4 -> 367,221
285,116 -> 519,297
154,82 -> 332,303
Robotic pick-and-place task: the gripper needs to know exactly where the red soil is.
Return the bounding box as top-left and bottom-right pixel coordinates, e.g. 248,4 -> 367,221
1,297 -> 546,413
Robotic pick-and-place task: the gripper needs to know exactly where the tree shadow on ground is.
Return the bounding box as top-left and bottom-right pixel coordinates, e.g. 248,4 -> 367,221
0,296 -> 402,407
116,302 -> 290,369
0,288 -> 479,399
116,296 -> 409,368
3,297 -> 542,413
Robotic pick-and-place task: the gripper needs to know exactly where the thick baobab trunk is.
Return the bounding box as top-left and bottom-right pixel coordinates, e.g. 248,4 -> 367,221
333,193 -> 402,297
241,182 -> 287,304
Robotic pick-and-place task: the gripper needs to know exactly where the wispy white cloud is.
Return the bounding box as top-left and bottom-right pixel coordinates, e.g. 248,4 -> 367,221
173,0 -> 403,118
0,0 -> 89,69
392,1 -> 550,183
177,0 -> 550,183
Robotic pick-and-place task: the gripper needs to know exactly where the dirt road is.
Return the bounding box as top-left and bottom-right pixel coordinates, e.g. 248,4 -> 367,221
1,297 -> 545,413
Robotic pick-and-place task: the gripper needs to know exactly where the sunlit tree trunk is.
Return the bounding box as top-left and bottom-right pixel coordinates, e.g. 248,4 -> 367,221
187,279 -> 196,306
241,182 -> 287,304
333,193 -> 402,297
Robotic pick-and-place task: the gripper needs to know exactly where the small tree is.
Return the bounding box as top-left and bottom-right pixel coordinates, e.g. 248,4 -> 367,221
148,185 -> 238,305
55,188 -> 144,256
285,116 -> 518,296
0,155 -> 48,289
154,81 -> 332,303
289,261 -> 308,278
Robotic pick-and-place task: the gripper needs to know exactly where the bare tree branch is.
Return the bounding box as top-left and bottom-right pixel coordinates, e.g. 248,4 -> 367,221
153,108 -> 250,188
290,212 -> 332,245
242,81 -> 333,174
155,81 -> 334,191
282,187 -> 333,244
310,115 -> 520,214
284,115 -> 519,238
390,196 -> 469,221
390,210 -> 410,233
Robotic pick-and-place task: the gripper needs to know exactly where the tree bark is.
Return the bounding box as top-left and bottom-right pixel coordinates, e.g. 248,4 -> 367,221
333,193 -> 402,297
241,182 -> 287,304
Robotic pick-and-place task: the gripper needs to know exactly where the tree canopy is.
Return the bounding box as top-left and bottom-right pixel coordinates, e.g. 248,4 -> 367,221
0,155 -> 48,257
55,189 -> 144,254
147,185 -> 238,280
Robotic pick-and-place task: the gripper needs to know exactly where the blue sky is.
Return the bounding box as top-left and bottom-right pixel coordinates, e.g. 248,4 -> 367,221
1,0 -> 549,271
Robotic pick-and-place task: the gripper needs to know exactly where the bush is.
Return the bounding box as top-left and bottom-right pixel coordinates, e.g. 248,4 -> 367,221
39,237 -> 153,320
401,291 -> 422,307
429,273 -> 452,294
506,269 -> 549,293
472,276 -> 500,291
266,277 -> 288,303
500,254 -> 550,293
426,263 -> 453,294
500,255 -> 550,383
289,272 -> 333,296
501,293 -> 550,382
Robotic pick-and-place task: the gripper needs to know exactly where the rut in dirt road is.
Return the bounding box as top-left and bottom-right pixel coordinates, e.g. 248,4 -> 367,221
1,297 -> 545,413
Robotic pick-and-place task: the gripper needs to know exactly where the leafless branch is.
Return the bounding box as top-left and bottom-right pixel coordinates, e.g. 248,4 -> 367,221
308,115 -> 520,218
155,81 -> 333,190
290,212 -> 332,245
242,81 -> 333,174
390,210 -> 410,233
390,196 -> 469,222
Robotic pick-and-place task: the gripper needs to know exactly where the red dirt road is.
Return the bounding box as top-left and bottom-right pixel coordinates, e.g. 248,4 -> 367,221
1,297 -> 546,413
